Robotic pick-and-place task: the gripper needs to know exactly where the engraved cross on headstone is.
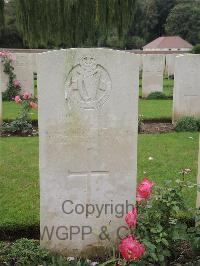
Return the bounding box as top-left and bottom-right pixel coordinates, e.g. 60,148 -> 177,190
67,146 -> 109,203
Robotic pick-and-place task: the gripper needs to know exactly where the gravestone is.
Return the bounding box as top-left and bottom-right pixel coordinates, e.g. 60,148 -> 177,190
13,53 -> 35,95
0,59 -> 8,93
197,136 -> 200,209
166,54 -> 176,77
37,48 -> 139,256
173,55 -> 200,122
142,54 -> 165,98
0,53 -> 35,95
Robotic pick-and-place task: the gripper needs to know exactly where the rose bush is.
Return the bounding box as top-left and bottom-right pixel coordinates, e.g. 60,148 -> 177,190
118,175 -> 200,265
0,50 -> 21,101
1,91 -> 37,134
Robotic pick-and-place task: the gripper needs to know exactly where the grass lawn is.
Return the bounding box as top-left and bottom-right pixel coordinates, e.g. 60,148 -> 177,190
139,99 -> 172,120
0,132 -> 199,230
2,101 -> 38,121
3,99 -> 173,121
139,77 -> 174,97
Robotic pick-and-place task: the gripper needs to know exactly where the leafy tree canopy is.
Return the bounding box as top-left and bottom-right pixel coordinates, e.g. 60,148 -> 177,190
165,1 -> 200,44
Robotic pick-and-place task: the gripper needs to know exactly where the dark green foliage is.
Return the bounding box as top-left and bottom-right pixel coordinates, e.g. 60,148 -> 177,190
1,119 -> 33,134
0,239 -> 92,266
165,2 -> 200,44
0,239 -> 51,265
175,117 -> 200,132
192,44 -> 200,54
0,0 -> 4,32
15,0 -> 137,48
0,0 -> 23,48
147,91 -> 168,100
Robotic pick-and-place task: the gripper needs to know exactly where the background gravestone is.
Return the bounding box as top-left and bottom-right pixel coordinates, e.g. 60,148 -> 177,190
166,54 -> 176,77
142,54 -> 165,98
0,60 -> 8,93
37,48 -> 139,256
173,55 -> 200,122
0,53 -> 35,95
13,53 -> 35,95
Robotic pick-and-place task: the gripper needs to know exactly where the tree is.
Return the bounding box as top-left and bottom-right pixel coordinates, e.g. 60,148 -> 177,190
155,0 -> 176,36
15,0 -> 137,48
0,0 -> 23,48
165,2 -> 200,44
0,0 -> 4,33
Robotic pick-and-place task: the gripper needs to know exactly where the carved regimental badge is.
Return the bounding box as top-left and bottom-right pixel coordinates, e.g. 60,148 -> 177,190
65,55 -> 112,109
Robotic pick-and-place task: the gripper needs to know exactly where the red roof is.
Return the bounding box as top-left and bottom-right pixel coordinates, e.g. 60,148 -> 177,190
143,36 -> 193,49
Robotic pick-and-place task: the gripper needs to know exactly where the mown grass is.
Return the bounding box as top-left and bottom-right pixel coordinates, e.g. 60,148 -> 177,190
3,99 -> 173,121
139,99 -> 172,120
0,132 -> 198,230
2,101 -> 38,121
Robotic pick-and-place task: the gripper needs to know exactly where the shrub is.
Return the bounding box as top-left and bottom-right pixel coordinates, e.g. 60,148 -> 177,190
0,51 -> 22,101
118,174 -> 200,265
175,117 -> 200,132
147,91 -> 167,100
0,239 -> 93,265
138,115 -> 144,133
192,44 -> 200,54
0,239 -> 51,265
0,92 -> 38,134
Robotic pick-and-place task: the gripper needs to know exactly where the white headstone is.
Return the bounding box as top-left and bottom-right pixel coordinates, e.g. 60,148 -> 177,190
142,54 -> 165,98
13,53 -> 35,95
166,54 -> 176,77
38,48 -> 139,256
0,60 -> 8,93
173,55 -> 200,122
0,53 -> 35,95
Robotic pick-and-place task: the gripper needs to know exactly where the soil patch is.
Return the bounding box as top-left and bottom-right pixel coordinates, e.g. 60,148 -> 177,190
140,122 -> 174,134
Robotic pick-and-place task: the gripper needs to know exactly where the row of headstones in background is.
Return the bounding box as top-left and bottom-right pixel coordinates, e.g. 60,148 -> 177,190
0,53 -> 37,95
142,54 -> 165,98
38,48 -> 139,256
173,54 -> 200,122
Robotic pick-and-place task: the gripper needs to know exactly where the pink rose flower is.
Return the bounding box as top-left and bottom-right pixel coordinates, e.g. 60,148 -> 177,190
29,101 -> 38,109
0,51 -> 9,58
119,235 -> 145,261
125,207 -> 137,228
22,91 -> 32,99
136,178 -> 154,202
13,80 -> 21,88
14,95 -> 22,104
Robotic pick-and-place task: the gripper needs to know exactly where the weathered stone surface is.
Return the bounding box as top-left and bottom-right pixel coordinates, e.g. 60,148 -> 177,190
173,55 -> 200,122
37,48 -> 139,256
0,60 -> 8,93
0,53 -> 35,95
142,54 -> 165,97
13,53 -> 35,95
166,54 -> 176,77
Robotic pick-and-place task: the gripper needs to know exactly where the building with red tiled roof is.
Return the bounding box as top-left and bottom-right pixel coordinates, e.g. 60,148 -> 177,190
143,36 -> 193,52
